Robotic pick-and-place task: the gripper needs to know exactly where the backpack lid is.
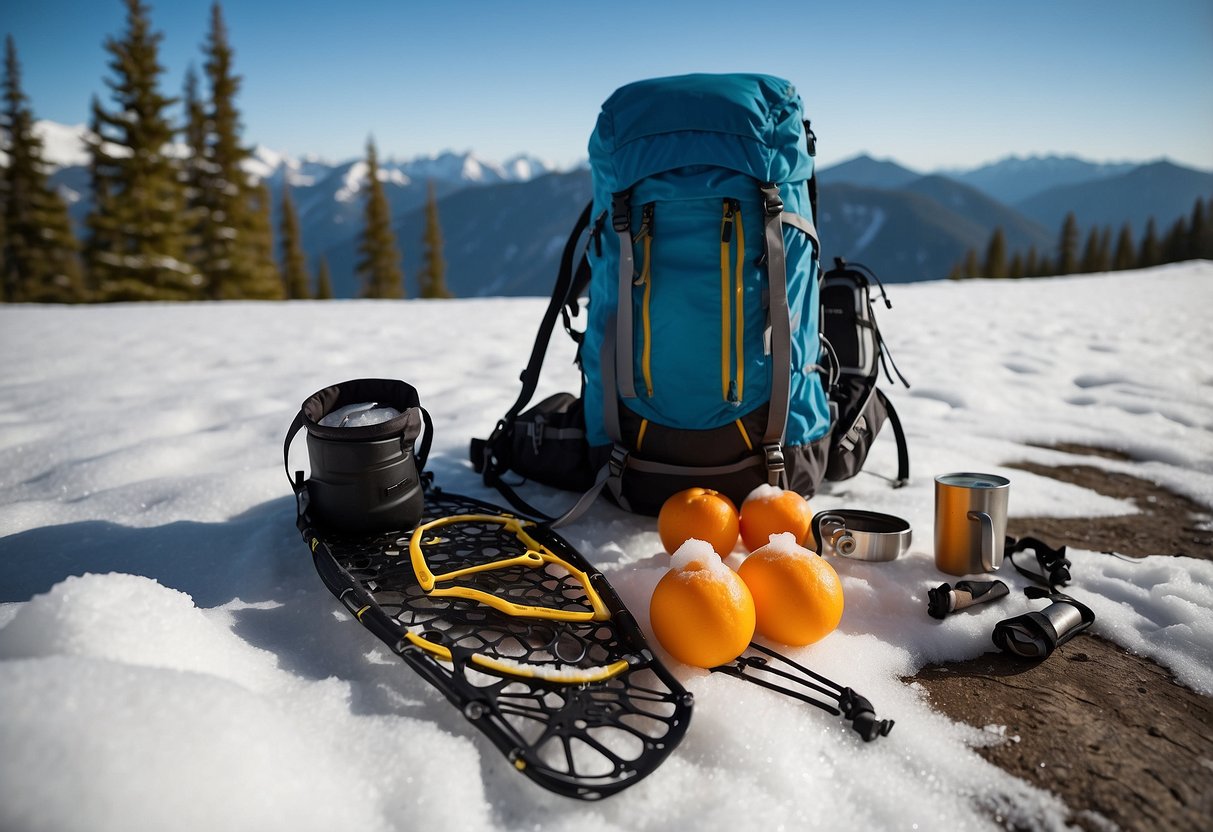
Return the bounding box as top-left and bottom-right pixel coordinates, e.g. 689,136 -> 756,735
589,73 -> 812,193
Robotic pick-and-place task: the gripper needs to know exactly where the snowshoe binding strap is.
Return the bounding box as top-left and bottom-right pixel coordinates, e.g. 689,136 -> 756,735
1005,535 -> 1071,590
991,589 -> 1095,660
711,642 -> 893,742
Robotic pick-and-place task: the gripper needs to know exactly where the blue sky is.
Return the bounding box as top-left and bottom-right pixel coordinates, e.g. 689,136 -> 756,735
6,0 -> 1212,172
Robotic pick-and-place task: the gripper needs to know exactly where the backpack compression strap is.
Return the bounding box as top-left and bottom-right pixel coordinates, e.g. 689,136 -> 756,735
759,182 -> 820,486
611,191 -> 639,402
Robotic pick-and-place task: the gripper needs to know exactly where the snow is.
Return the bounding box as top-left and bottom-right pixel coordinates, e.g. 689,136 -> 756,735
669,539 -> 736,591
22,120 -> 90,168
753,531 -> 810,560
1,263 -> 1212,831
334,160 -> 414,202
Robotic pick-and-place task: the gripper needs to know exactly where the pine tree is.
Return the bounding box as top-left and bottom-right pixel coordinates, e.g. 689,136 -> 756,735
961,248 -> 979,279
242,179 -> 281,298
1138,218 -> 1161,268
947,248 -> 976,279
1190,198 -> 1213,261
356,137 -> 404,298
1024,246 -> 1040,278
983,227 -> 1007,279
85,0 -> 200,301
314,255 -> 333,299
1113,223 -> 1135,270
1057,212 -> 1079,275
1162,216 -> 1189,264
180,64 -> 209,274
1,36 -> 84,303
1079,227 -> 1102,273
278,182 -> 309,298
418,180 -> 452,298
0,197 -> 6,300
81,98 -> 111,299
195,2 -> 281,299
1007,252 -> 1024,279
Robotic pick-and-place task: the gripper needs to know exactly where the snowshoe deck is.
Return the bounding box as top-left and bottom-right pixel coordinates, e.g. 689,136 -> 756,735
298,487 -> 692,800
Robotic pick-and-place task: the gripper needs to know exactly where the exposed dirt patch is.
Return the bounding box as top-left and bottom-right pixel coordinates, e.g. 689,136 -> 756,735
1008,453 -> 1213,562
911,448 -> 1213,831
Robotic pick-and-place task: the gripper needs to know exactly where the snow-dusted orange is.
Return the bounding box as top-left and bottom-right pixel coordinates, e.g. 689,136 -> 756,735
649,539 -> 755,668
657,487 -> 739,557
737,532 -> 843,646
738,485 -> 813,552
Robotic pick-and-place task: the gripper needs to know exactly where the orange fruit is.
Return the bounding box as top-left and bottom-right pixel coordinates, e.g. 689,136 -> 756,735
657,487 -> 739,557
737,532 -> 844,646
649,539 -> 756,668
739,485 -> 813,552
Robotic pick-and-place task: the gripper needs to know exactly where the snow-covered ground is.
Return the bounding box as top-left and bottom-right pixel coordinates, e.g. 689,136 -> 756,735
1,263 -> 1211,831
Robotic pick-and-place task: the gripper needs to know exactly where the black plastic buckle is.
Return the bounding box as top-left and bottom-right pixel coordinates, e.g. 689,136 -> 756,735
611,191 -> 631,233
760,183 -> 784,217
608,444 -> 629,478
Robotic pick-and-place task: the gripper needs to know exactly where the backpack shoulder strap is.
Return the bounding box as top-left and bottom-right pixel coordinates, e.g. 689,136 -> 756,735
472,201 -> 593,485
876,388 -> 909,488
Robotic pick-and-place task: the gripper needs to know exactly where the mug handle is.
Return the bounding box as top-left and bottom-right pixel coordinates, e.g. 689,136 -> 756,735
967,511 -> 1000,571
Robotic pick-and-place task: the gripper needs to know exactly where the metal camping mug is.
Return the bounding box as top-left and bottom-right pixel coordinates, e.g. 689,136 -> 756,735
934,473 -> 1011,576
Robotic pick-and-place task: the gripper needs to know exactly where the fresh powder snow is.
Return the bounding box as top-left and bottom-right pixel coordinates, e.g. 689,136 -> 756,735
1,262 -> 1211,831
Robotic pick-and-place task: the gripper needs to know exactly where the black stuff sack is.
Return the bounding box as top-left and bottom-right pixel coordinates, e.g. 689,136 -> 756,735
284,378 -> 432,534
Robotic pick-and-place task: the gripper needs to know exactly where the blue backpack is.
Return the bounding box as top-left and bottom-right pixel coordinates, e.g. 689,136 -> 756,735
474,73 -> 833,519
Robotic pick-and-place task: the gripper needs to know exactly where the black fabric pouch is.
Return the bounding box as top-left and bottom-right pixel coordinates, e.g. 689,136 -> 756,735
825,381 -> 891,482
508,392 -> 597,492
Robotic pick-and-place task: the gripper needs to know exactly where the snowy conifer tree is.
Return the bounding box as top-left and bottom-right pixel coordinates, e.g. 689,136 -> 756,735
84,0 -> 200,301
1,36 -> 84,303
356,138 -> 404,299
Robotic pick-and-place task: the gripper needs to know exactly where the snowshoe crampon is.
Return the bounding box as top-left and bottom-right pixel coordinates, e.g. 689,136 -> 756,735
298,487 -> 692,800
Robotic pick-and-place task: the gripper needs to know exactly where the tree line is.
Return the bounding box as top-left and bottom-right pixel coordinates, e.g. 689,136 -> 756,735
949,199 -> 1213,280
0,0 -> 451,303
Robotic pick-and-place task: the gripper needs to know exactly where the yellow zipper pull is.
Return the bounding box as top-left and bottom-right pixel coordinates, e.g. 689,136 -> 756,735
721,199 -> 736,243
634,203 -> 655,286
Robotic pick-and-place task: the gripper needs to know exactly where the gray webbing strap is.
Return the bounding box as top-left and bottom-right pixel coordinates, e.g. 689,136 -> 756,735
550,445 -> 631,528
550,460 -> 611,529
625,454 -> 763,477
551,450 -> 763,529
780,211 -> 819,246
612,192 -> 638,400
760,183 -> 792,454
600,316 -> 623,443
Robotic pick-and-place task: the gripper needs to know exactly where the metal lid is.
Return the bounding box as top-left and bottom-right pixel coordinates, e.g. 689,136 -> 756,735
812,510 -> 913,562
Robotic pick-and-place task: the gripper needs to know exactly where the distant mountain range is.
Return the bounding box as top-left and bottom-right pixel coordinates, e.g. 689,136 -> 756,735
815,153 -> 1211,281
30,121 -> 1213,295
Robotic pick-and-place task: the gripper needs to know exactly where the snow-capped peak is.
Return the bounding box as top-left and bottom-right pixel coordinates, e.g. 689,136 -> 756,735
5,121 -> 92,170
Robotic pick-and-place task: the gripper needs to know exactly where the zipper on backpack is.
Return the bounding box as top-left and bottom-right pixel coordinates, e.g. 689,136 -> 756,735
720,199 -> 744,405
636,203 -> 655,398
